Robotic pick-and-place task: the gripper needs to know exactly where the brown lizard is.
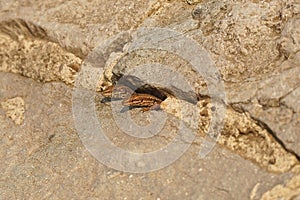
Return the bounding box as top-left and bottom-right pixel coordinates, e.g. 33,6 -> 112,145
122,93 -> 162,111
101,85 -> 162,111
102,85 -> 133,99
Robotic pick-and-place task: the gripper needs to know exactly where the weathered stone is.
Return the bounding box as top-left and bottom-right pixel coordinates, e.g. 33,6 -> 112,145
1,0 -> 300,199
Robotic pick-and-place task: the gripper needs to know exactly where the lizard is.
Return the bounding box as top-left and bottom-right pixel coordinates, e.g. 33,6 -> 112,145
101,85 -> 162,111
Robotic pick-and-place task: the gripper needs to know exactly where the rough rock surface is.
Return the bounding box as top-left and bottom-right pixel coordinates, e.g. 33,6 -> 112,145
1,0 -> 300,199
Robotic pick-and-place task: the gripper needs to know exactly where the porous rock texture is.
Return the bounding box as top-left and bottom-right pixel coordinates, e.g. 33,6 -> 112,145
1,0 -> 300,199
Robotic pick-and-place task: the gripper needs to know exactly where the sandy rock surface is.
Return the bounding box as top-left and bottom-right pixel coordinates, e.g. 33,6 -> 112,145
1,0 -> 300,199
